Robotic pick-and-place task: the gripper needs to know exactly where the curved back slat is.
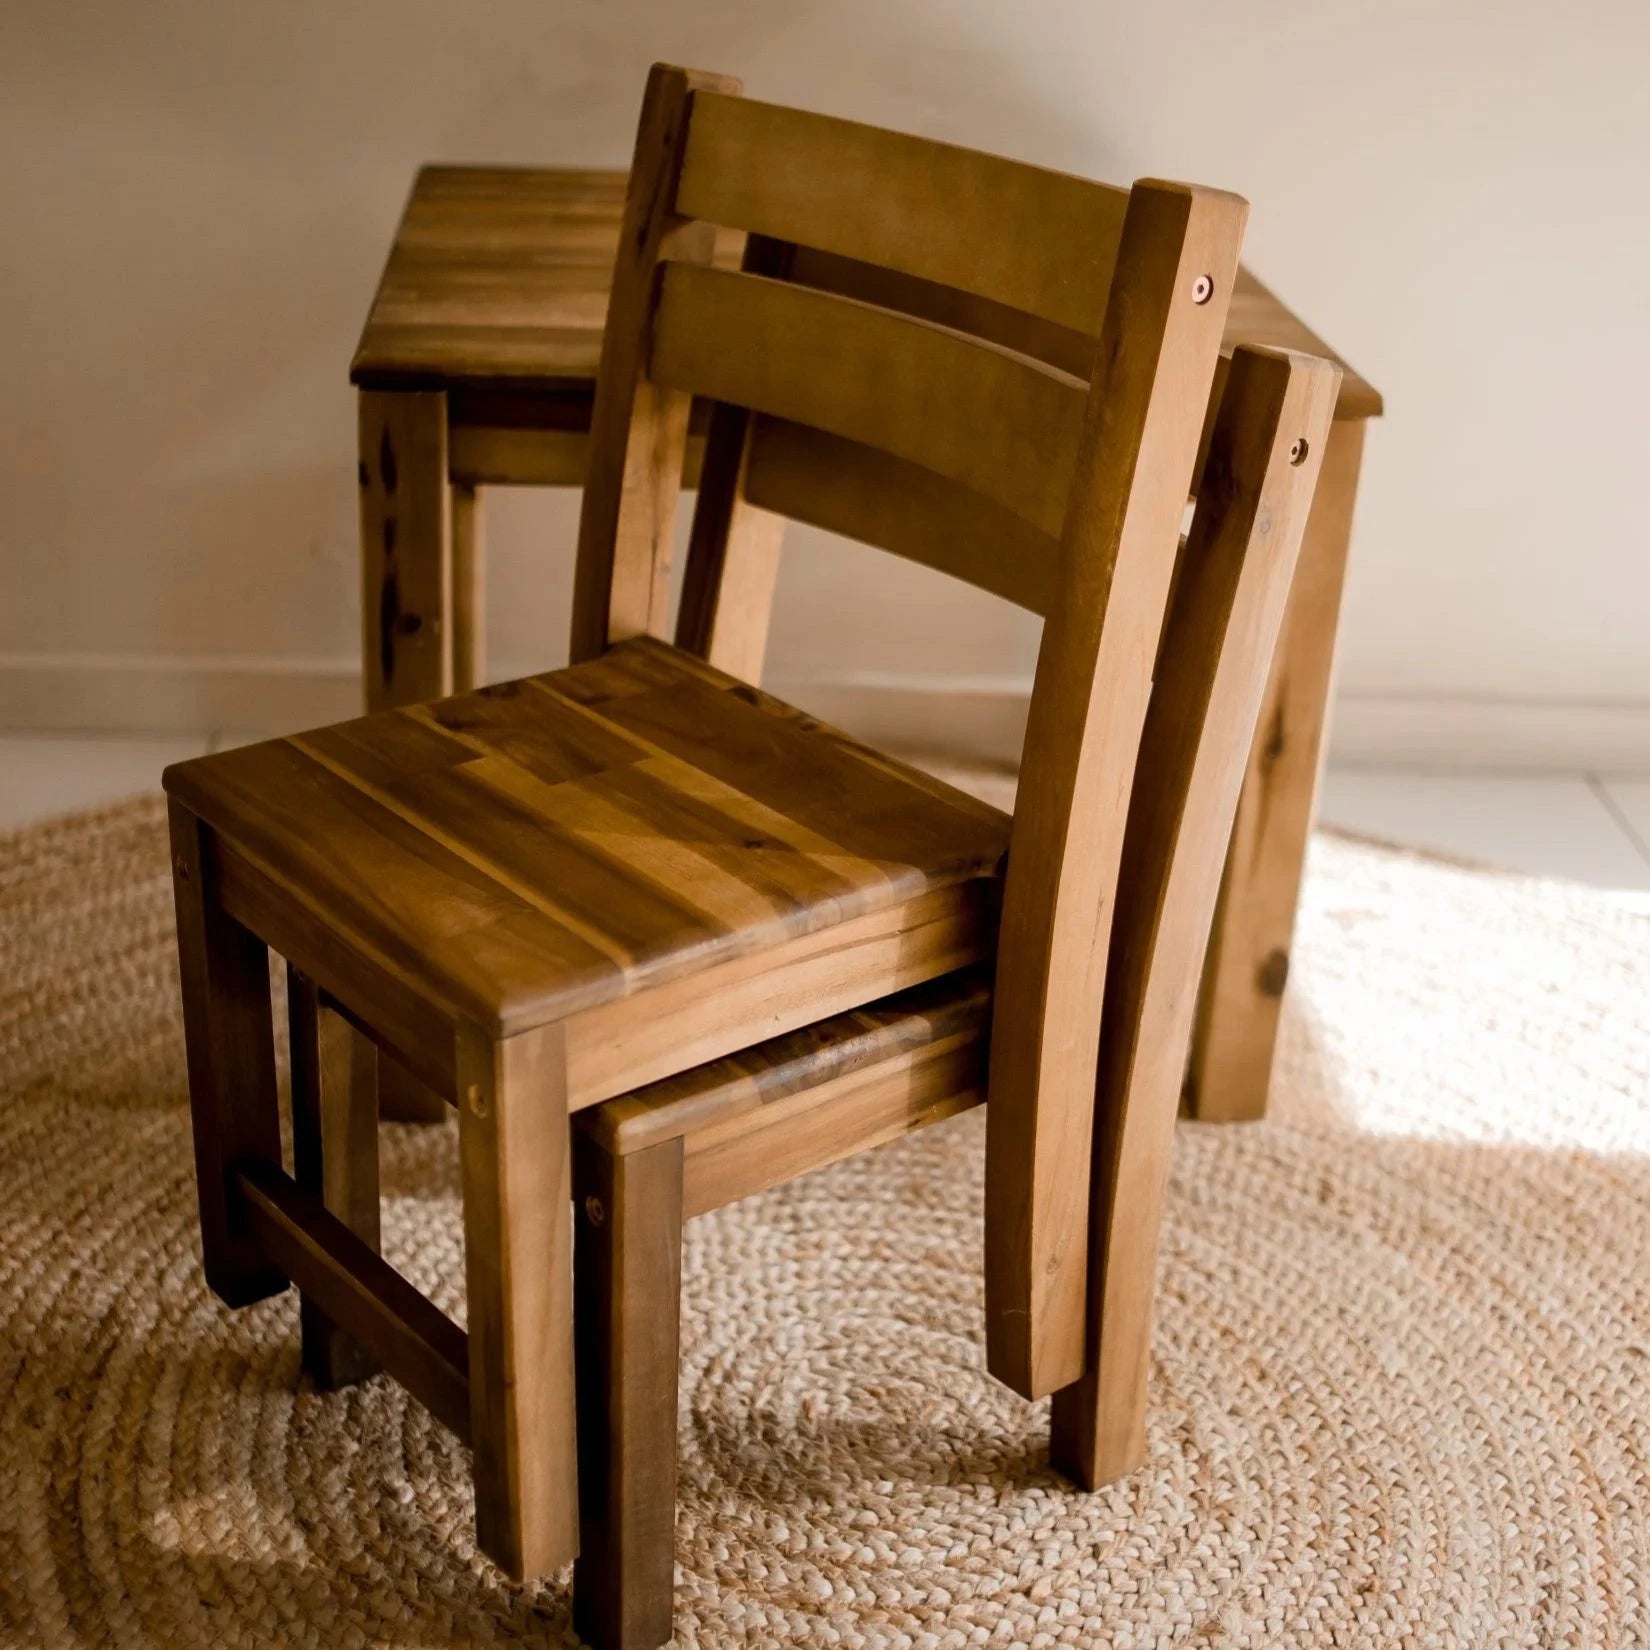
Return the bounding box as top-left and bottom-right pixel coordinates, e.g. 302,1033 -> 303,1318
742,419 -> 1059,615
677,91 -> 1130,335
649,263 -> 1086,540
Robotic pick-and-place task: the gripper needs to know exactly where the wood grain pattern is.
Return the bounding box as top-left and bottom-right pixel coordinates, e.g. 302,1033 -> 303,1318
741,418 -> 1059,613
459,1020 -> 579,1580
570,64 -> 741,663
1048,346 -> 1341,1487
673,236 -> 795,684
163,636 -> 1008,1043
572,1132 -> 685,1650
237,1160 -> 471,1440
676,90 -> 1129,335
288,968 -> 382,1388
350,169 -> 1379,417
359,390 -> 452,710
649,262 -> 1086,539
168,799 -> 286,1308
983,181 -> 1247,1401
1186,416 -> 1368,1121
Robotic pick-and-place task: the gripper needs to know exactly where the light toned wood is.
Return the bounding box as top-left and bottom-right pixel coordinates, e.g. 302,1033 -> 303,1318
681,1037 -> 981,1219
451,482 -> 485,692
677,90 -> 1130,335
457,1020 -> 579,1580
1048,346 -> 1341,1486
572,1132 -> 684,1650
214,841 -> 458,1099
590,970 -> 990,1155
742,418 -> 1058,613
984,181 -> 1248,1401
167,799 -> 286,1308
561,879 -> 993,1109
163,635 -> 1008,1045
288,969 -> 382,1387
650,262 -> 1086,540
570,64 -> 741,663
674,233 -> 790,684
351,169 -> 1380,417
1187,416 -> 1369,1121
237,1160 -> 471,1439
359,390 -> 452,711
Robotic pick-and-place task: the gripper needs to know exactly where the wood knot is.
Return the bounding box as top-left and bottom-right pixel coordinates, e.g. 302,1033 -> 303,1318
1258,948 -> 1290,997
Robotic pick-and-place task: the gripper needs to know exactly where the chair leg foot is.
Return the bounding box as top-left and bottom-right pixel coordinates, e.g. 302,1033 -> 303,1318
573,1131 -> 684,1650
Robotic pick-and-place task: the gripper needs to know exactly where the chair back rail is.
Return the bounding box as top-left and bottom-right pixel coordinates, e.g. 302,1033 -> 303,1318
572,62 -> 1250,1399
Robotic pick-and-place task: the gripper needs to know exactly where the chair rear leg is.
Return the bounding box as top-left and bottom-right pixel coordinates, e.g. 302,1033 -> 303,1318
168,799 -> 286,1308
288,966 -> 382,1387
573,1130 -> 685,1650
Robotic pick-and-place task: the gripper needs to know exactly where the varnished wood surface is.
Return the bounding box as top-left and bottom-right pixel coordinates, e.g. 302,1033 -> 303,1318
983,181 -> 1247,1401
1049,345 -> 1341,1486
162,635 -> 1009,1038
352,166 -> 1379,420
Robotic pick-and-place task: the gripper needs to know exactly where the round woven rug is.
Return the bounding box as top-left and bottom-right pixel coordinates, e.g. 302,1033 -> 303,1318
2,797 -> 1648,1647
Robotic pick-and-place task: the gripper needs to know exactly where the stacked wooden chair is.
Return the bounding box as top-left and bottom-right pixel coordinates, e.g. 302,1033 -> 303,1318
163,64 -> 1339,1650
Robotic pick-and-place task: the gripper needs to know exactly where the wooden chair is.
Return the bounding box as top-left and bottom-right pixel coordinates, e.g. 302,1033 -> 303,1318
160,61 -> 1337,1638
568,354 -> 1338,1649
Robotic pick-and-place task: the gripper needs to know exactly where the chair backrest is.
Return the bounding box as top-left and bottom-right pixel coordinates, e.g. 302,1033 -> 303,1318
1049,343 -> 1340,1475
572,64 -> 1253,1402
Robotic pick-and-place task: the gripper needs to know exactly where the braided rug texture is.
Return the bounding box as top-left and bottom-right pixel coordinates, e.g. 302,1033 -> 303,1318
1,795 -> 1648,1647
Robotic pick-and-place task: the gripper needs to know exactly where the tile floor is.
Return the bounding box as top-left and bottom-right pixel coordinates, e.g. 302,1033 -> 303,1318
3,730 -> 1650,899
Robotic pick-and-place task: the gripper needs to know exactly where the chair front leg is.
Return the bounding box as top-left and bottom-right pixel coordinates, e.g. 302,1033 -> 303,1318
288,966 -> 382,1387
168,800 -> 286,1308
458,1021 -> 580,1582
572,1129 -> 685,1650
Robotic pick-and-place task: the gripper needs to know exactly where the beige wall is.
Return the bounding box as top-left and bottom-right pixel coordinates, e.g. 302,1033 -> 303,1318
3,0 -> 1648,761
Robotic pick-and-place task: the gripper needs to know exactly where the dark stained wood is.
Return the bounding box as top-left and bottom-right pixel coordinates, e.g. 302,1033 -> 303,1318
168,800 -> 287,1308
351,168 -> 1380,419
163,636 -> 1009,1041
237,1160 -> 472,1440
288,968 -> 383,1388
572,1131 -> 685,1650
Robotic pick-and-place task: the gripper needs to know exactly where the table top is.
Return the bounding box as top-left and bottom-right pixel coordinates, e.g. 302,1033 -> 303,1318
352,166 -> 1381,420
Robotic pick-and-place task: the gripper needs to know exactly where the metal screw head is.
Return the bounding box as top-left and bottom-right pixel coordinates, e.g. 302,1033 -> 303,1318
1191,274 -> 1214,305
584,1196 -> 606,1226
465,1082 -> 488,1119
1289,437 -> 1310,467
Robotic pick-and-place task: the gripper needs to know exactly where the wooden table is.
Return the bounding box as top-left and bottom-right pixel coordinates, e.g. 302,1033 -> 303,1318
351,166 -> 1382,1122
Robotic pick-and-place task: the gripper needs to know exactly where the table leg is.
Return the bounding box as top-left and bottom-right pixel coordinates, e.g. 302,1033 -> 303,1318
452,481 -> 485,691
360,390 -> 459,1121
1186,417 -> 1367,1122
359,389 -> 453,712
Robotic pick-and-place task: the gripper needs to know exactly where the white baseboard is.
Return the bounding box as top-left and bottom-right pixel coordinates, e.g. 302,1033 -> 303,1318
1329,691 -> 1650,772
2,652 -> 1647,773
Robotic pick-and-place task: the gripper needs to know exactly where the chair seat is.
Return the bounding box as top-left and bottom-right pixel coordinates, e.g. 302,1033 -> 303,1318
163,637 -> 1009,1045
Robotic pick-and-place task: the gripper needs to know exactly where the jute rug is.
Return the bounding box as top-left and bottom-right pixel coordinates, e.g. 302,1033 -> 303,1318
2,796 -> 1648,1647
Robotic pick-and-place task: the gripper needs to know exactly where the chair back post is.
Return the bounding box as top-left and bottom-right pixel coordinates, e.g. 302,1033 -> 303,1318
1049,344 -> 1341,1480
570,63 -> 741,663
983,181 -> 1247,1400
